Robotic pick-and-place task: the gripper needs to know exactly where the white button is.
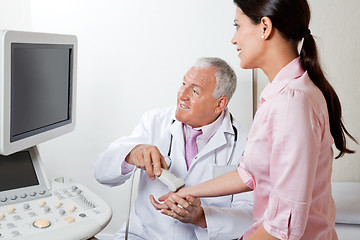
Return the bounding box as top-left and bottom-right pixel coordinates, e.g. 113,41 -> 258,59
68,204 -> 76,212
11,230 -> 20,236
28,212 -> 36,217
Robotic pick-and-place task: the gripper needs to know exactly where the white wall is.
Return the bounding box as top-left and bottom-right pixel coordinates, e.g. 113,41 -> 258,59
308,0 -> 360,182
0,0 -> 31,31
29,0 -> 252,235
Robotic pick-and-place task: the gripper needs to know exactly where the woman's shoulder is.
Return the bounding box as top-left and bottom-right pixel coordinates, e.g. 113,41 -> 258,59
280,72 -> 327,113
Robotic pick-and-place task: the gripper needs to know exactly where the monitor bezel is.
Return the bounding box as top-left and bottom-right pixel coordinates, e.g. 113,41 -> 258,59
0,30 -> 77,155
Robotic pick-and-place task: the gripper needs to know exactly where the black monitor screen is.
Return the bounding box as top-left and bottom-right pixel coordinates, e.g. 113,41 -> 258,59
10,43 -> 73,142
0,151 -> 39,191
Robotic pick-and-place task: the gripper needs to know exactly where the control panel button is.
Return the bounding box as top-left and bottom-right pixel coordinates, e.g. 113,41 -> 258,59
30,192 -> 36,197
28,212 -> 36,217
59,209 -> 66,215
6,206 -> 15,213
33,219 -> 51,229
23,203 -> 30,209
44,206 -> 51,213
75,189 -> 82,194
54,200 -> 63,208
68,204 -> 76,212
1,197 -> 7,202
11,195 -> 17,200
38,200 -> 46,207
20,193 -> 27,198
11,230 -> 20,236
7,223 -> 15,228
39,190 -> 46,195
0,213 -> 5,219
64,216 -> 75,222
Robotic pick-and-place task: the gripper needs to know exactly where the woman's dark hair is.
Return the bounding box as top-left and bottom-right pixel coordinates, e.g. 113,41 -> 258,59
233,0 -> 357,158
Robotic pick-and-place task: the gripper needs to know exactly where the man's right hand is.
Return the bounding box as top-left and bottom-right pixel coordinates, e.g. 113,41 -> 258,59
125,144 -> 168,180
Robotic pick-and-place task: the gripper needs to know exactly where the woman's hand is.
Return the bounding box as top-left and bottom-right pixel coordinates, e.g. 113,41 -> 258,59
150,191 -> 207,228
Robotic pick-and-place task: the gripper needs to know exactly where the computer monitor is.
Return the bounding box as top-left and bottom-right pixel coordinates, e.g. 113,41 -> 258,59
0,30 -> 77,155
0,147 -> 51,206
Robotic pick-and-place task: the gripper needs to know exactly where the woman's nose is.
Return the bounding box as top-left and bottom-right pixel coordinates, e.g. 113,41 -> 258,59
231,33 -> 237,45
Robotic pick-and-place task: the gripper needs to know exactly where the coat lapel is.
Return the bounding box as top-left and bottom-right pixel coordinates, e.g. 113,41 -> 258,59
169,120 -> 185,157
192,109 -> 236,166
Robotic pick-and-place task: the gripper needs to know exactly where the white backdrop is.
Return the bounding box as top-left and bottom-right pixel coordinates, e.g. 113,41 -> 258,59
5,0 -> 253,235
2,0 -> 359,237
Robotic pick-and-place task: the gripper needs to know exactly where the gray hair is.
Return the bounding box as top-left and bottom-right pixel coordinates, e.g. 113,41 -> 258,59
194,57 -> 237,101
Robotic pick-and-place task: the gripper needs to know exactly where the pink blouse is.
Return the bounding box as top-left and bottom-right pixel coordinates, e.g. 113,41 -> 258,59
238,58 -> 337,240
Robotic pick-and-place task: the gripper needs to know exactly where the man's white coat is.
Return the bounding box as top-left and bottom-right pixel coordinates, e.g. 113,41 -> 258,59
94,107 -> 253,240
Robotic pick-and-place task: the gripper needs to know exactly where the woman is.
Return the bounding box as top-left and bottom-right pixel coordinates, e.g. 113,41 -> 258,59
151,0 -> 357,239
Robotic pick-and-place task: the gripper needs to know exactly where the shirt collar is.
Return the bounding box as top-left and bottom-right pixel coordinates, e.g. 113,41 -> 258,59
260,57 -> 305,102
184,109 -> 226,144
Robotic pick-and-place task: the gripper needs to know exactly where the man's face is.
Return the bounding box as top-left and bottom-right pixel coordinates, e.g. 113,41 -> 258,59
175,66 -> 220,128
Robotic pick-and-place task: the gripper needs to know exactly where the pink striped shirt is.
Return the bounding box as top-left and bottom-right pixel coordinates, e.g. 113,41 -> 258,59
238,58 -> 337,240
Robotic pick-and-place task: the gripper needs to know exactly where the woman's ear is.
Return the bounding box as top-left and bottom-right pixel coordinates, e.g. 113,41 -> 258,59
260,16 -> 273,40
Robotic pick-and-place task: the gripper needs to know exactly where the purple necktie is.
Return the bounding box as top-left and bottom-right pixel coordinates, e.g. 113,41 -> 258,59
185,128 -> 202,170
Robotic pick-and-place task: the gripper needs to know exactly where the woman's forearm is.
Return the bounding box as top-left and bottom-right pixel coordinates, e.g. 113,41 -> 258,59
246,224 -> 279,240
178,170 -> 251,198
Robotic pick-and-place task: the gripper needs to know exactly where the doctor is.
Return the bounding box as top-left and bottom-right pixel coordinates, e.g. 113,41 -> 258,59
94,57 -> 253,240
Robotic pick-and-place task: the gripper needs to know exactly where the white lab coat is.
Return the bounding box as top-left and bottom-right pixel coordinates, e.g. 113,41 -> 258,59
94,106 -> 253,240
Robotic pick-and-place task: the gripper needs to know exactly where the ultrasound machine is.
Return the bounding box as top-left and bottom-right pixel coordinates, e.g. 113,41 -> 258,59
0,30 -> 112,239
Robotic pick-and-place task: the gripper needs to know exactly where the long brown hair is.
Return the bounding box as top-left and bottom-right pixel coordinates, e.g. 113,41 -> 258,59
233,0 -> 357,158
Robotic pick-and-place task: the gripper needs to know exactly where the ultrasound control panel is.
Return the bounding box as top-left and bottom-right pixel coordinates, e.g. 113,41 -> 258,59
0,148 -> 112,240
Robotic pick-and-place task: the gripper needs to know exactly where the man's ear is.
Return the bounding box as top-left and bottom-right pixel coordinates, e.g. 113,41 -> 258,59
215,97 -> 228,114
260,16 -> 273,40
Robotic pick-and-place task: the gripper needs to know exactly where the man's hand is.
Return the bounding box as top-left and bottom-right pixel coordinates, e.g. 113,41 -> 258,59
125,144 -> 168,180
150,193 -> 207,228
